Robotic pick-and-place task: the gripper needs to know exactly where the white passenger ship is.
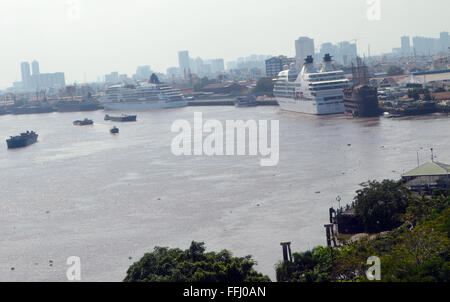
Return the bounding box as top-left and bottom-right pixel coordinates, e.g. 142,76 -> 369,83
100,74 -> 187,111
274,54 -> 349,115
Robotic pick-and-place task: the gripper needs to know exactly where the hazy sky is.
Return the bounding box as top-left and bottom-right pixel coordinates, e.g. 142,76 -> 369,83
0,0 -> 448,89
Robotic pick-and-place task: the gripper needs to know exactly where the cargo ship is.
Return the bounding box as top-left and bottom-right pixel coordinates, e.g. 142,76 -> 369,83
55,100 -> 102,112
6,131 -> 38,149
343,85 -> 380,117
73,118 -> 94,126
104,114 -> 137,122
343,57 -> 380,117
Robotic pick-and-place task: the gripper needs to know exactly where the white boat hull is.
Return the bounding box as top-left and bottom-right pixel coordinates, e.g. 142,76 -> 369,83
101,100 -> 187,111
276,97 -> 345,115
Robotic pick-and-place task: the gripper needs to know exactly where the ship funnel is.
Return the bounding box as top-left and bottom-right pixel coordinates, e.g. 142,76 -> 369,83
323,54 -> 332,62
320,53 -> 335,72
283,64 -> 290,70
304,56 -> 314,65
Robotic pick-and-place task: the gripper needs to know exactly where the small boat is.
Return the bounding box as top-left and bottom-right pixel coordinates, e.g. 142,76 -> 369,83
235,96 -> 258,107
6,131 -> 38,149
110,126 -> 119,134
73,118 -> 94,126
104,114 -> 137,122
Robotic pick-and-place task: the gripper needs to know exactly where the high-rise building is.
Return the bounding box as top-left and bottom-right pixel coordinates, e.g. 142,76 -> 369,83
413,36 -> 440,55
401,36 -> 411,55
32,60 -> 40,75
338,41 -> 358,65
178,50 -> 190,76
211,59 -> 225,74
20,61 -> 65,90
104,72 -> 119,83
20,62 -> 31,89
135,65 -> 152,81
265,56 -> 296,78
440,32 -> 449,52
295,37 -> 315,64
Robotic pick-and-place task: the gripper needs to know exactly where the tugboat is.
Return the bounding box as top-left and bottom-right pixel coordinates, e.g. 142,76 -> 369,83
235,96 -> 258,107
6,131 -> 38,149
110,126 -> 119,134
104,114 -> 137,122
73,118 -> 94,126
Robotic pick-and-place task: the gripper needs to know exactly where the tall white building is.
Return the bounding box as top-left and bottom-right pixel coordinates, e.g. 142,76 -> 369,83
401,36 -> 411,55
295,37 -> 315,64
20,62 -> 31,89
32,60 -> 40,75
440,32 -> 449,52
135,65 -> 152,81
211,59 -> 225,74
19,61 -> 65,90
178,50 -> 190,76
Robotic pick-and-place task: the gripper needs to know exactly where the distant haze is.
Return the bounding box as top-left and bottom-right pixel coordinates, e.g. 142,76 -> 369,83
0,0 -> 448,89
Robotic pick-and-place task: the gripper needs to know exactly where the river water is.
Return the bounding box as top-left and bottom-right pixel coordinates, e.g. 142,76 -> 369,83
1,106 -> 449,281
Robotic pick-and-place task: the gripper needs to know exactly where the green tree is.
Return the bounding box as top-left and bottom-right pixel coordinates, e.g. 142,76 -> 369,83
353,180 -> 413,233
387,66 -> 404,76
124,241 -> 270,282
254,77 -> 274,94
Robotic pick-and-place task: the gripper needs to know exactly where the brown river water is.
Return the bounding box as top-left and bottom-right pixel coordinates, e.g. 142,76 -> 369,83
1,106 -> 449,281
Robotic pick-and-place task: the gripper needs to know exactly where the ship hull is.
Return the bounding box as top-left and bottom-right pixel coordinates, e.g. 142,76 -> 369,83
276,97 -> 345,115
6,136 -> 38,149
105,115 -> 137,122
101,100 -> 187,111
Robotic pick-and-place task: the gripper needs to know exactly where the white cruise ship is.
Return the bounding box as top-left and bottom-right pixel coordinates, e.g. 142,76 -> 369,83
274,54 -> 349,115
100,75 -> 187,111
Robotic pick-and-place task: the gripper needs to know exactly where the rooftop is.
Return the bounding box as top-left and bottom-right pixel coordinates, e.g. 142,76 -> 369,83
403,161 -> 450,177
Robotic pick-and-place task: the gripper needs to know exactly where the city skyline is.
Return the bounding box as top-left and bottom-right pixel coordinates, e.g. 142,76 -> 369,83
0,0 -> 449,89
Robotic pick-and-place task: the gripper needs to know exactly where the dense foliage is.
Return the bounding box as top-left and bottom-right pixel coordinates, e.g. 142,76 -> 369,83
276,187 -> 450,282
124,241 -> 270,282
254,77 -> 274,94
353,180 -> 413,233
408,87 -> 432,100
387,65 -> 404,76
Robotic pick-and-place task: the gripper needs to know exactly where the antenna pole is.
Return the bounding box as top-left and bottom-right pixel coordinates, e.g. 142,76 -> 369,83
417,151 -> 420,167
431,148 -> 434,162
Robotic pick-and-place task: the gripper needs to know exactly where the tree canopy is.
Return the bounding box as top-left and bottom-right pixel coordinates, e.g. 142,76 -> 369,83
276,189 -> 450,282
353,180 -> 413,233
124,241 -> 270,282
254,77 -> 274,94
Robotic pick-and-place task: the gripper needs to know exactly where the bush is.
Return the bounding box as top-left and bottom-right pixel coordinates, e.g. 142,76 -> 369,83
124,241 -> 270,282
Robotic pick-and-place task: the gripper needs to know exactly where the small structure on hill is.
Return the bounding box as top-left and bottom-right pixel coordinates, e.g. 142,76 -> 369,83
402,161 -> 450,192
